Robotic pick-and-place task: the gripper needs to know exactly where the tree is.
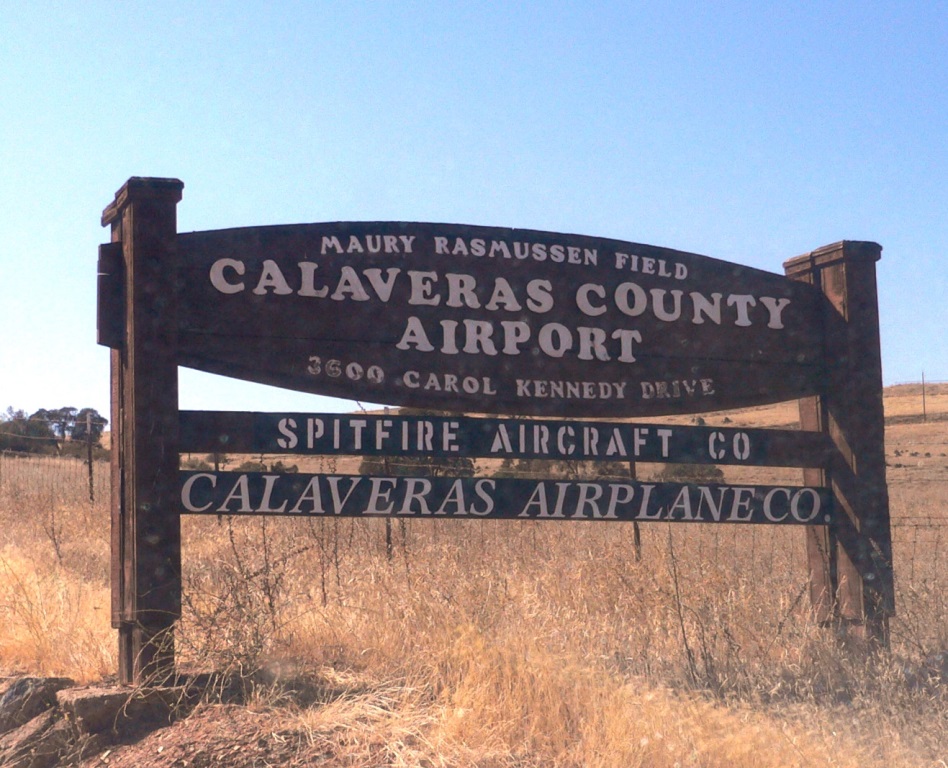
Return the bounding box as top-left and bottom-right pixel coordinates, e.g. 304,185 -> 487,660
51,407 -> 79,439
30,406 -> 108,444
71,408 -> 109,443
0,408 -> 57,453
0,406 -> 109,454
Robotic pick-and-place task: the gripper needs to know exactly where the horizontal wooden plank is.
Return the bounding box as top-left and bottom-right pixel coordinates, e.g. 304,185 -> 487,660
179,411 -> 832,468
174,223 -> 826,417
179,471 -> 833,525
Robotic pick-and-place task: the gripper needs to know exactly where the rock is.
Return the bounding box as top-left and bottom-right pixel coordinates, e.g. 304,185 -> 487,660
0,678 -> 74,736
0,681 -> 193,767
56,687 -> 129,736
23,717 -> 72,768
57,685 -> 186,739
0,709 -> 72,768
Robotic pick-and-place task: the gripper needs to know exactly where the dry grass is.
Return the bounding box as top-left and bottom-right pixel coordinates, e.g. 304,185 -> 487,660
0,457 -> 111,682
0,549 -> 112,682
0,385 -> 946,765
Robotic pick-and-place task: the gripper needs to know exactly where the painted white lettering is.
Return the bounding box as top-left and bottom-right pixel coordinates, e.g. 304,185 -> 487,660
399,478 -> 433,515
606,484 -> 635,517
611,329 -> 642,362
576,283 -> 607,316
396,318 -> 435,352
573,483 -> 608,518
791,488 -> 821,522
727,295 -> 757,327
259,475 -> 288,514
181,473 -> 216,512
526,279 -> 554,313
763,487 -> 790,522
277,418 -> 298,450
500,321 -> 530,355
650,289 -> 684,322
365,478 -> 397,515
253,260 -> 293,295
330,266 -> 370,301
470,479 -> 495,516
615,282 -> 648,316
760,296 -> 791,329
462,319 -> 498,355
727,487 -> 755,521
290,477 -> 325,514
407,271 -> 441,306
690,292 -> 722,325
490,424 -> 513,454
209,258 -> 245,294
485,277 -> 521,311
445,273 -> 480,309
362,268 -> 401,302
297,262 -> 328,297
218,475 -> 253,513
436,479 -> 467,515
538,324 -> 572,358
327,476 -> 361,515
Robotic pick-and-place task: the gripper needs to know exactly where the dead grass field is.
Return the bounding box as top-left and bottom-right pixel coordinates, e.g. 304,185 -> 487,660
0,385 -> 945,766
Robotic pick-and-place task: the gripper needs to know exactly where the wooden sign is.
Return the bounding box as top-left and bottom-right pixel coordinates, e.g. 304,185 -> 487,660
179,411 -> 833,467
180,471 -> 832,525
175,223 -> 826,417
99,177 -> 894,682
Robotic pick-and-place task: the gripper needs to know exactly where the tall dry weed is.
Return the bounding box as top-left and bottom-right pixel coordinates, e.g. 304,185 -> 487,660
0,549 -> 112,681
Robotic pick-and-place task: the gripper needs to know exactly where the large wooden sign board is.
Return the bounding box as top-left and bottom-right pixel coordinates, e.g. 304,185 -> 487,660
99,177 -> 893,683
172,222 -> 825,417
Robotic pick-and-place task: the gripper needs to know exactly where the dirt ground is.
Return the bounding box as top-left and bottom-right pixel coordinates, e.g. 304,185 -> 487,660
82,705 -> 326,768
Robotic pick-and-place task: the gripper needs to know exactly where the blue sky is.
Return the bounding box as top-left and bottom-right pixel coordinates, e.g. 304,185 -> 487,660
1,2 -> 945,419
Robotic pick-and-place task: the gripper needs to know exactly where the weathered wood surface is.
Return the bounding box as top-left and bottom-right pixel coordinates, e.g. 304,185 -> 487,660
785,241 -> 894,646
179,410 -> 833,467
173,223 -> 827,417
102,177 -> 184,684
179,471 -> 833,525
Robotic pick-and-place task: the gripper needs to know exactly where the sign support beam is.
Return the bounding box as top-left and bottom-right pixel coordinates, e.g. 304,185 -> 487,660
102,177 -> 184,684
785,241 -> 894,648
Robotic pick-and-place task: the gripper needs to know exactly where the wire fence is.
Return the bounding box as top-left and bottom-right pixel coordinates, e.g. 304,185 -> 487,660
1,449 -> 944,571
888,379 -> 948,385
0,450 -> 110,508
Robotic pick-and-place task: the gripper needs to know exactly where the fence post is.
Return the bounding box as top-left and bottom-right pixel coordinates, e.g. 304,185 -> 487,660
785,241 -> 894,648
102,177 -> 184,684
628,460 -> 642,561
86,412 -> 94,504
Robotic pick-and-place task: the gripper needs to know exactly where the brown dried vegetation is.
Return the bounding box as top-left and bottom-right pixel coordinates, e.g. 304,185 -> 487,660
0,385 -> 946,766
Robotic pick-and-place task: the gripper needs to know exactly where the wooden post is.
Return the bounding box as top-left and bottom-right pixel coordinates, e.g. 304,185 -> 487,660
102,177 -> 184,684
628,460 -> 642,561
785,241 -> 894,648
86,411 -> 94,504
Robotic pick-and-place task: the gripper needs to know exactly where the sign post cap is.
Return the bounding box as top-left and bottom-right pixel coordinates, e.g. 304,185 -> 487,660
102,177 -> 184,226
784,240 -> 882,275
